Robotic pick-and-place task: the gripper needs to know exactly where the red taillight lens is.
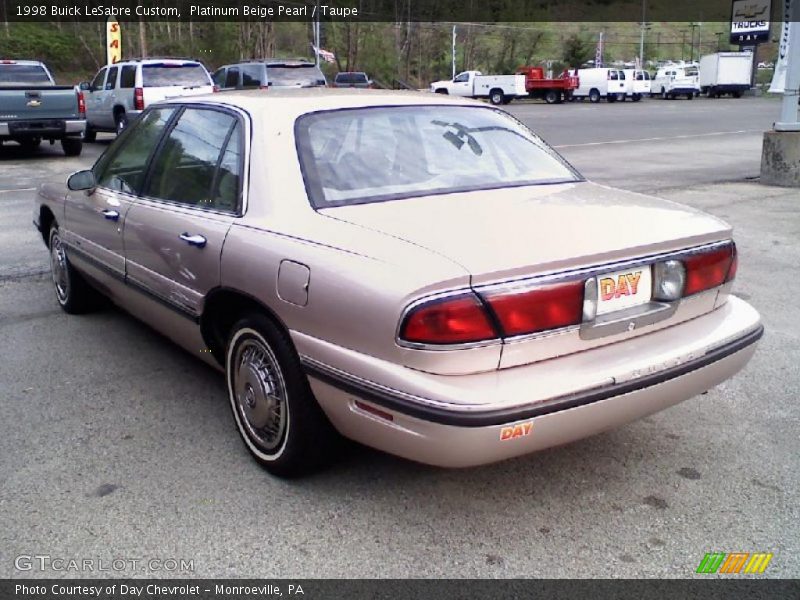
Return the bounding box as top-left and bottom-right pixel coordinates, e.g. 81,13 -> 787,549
76,91 -> 85,116
134,87 -> 144,111
399,293 -> 497,345
683,244 -> 736,296
482,280 -> 584,336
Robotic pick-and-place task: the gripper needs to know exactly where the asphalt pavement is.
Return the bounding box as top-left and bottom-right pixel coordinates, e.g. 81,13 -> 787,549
0,96 -> 797,579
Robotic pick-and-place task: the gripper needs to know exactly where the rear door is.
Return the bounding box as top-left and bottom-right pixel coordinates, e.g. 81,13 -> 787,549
64,107 -> 176,288
123,106 -> 246,318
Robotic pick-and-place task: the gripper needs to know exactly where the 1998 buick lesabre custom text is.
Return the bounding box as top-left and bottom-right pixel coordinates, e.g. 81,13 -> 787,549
33,90 -> 762,477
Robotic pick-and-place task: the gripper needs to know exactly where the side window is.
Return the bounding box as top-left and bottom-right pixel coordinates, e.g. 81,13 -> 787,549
453,72 -> 468,83
225,67 -> 239,89
143,108 -> 241,212
241,64 -> 263,88
120,65 -> 136,88
94,108 -> 175,194
212,68 -> 226,87
91,68 -> 107,90
105,66 -> 118,90
619,71 -> 626,80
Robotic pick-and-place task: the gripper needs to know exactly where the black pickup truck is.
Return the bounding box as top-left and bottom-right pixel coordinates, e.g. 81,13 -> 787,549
0,60 -> 86,156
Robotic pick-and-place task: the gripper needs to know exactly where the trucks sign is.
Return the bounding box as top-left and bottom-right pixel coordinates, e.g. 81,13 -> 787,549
730,0 -> 772,43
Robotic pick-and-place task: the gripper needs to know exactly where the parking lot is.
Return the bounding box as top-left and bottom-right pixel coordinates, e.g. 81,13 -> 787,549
1,95 -> 797,578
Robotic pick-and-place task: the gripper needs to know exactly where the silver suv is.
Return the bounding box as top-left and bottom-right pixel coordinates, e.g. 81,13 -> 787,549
80,58 -> 214,140
212,59 -> 327,90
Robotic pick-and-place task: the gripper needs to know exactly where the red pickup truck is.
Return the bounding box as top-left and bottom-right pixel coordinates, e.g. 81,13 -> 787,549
515,66 -> 579,104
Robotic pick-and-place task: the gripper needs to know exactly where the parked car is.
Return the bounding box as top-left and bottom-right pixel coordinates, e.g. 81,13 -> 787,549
699,52 -> 752,98
622,69 -> 651,101
213,59 -> 327,90
80,58 -> 214,139
570,68 -> 627,103
652,64 -> 701,99
33,90 -> 762,477
0,59 -> 85,155
429,70 -> 527,105
333,71 -> 372,88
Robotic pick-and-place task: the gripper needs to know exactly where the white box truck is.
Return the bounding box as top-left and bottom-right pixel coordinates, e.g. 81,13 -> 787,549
429,70 -> 527,105
699,52 -> 752,98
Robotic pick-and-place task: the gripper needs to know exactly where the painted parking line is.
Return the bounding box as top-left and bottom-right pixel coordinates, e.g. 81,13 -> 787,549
0,188 -> 36,193
554,130 -> 762,148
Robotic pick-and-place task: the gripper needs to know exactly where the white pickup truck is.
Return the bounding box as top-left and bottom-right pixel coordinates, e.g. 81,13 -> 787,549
429,70 -> 527,105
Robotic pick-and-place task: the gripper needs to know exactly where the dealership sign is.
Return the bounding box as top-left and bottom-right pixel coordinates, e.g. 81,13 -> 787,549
730,0 -> 772,43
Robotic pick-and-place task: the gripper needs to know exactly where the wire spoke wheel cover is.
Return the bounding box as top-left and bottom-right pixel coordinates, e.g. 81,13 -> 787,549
50,232 -> 70,304
231,333 -> 289,453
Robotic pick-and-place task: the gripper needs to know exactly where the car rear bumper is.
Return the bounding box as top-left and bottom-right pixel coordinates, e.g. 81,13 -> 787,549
0,119 -> 85,138
297,296 -> 761,467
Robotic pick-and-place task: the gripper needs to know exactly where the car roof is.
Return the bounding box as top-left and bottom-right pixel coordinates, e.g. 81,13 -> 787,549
0,59 -> 45,66
159,88 -> 481,119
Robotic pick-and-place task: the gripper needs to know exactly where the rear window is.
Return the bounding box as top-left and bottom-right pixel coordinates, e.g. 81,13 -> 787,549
141,63 -> 210,88
0,64 -> 51,85
296,105 -> 580,208
335,73 -> 367,84
683,67 -> 699,77
267,64 -> 326,87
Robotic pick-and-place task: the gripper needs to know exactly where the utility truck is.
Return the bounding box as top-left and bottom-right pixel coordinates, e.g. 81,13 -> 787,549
430,70 -> 527,105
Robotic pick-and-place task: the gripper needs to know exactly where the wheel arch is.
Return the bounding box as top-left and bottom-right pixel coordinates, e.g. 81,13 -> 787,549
200,287 -> 294,367
39,205 -> 57,248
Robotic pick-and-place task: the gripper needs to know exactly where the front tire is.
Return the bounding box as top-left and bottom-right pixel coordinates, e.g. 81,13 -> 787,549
226,313 -> 340,477
48,225 -> 100,314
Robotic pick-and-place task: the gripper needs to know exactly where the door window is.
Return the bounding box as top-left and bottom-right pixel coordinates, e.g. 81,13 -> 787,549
94,108 -> 176,194
105,67 -> 118,90
143,108 -> 242,212
91,68 -> 107,91
120,65 -> 136,88
225,67 -> 240,89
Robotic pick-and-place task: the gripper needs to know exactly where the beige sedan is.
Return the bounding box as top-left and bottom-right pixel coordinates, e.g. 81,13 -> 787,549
33,90 -> 762,477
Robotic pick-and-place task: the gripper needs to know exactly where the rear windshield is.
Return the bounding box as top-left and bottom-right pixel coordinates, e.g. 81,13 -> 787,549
0,64 -> 51,85
267,64 -> 326,87
141,63 -> 210,88
683,67 -> 699,77
296,105 -> 580,208
335,73 -> 368,84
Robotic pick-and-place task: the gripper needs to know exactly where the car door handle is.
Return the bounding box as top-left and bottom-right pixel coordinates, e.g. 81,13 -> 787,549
100,209 -> 119,221
179,233 -> 207,248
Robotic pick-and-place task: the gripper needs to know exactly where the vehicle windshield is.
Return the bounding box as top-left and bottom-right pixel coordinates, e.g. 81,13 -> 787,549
0,64 -> 51,85
296,105 -> 580,208
141,64 -> 210,88
267,64 -> 326,87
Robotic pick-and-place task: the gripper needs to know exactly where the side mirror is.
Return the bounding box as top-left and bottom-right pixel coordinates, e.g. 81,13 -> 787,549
79,81 -> 90,91
67,169 -> 96,191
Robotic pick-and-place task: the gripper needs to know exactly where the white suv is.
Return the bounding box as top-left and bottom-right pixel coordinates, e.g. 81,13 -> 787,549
80,58 -> 214,139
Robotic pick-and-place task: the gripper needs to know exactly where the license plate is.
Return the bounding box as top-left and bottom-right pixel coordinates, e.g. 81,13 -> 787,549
596,266 -> 652,315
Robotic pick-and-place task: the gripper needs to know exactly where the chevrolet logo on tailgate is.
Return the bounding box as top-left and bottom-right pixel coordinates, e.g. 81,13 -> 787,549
26,99 -> 41,107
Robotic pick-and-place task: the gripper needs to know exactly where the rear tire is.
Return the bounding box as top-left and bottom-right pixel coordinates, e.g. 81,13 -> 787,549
61,138 -> 82,156
48,225 -> 100,314
588,88 -> 601,103
686,93 -> 694,100
544,90 -> 559,104
660,87 -> 667,99
226,313 -> 341,478
114,111 -> 128,136
489,89 -> 504,105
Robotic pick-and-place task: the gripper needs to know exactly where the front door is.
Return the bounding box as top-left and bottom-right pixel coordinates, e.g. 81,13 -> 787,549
123,106 -> 245,318
63,107 -> 177,289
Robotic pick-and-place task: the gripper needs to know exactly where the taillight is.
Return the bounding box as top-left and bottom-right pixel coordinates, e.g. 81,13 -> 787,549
399,293 -> 497,345
76,91 -> 85,116
482,281 -> 584,336
683,243 -> 736,296
212,85 -> 220,93
134,87 -> 144,110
